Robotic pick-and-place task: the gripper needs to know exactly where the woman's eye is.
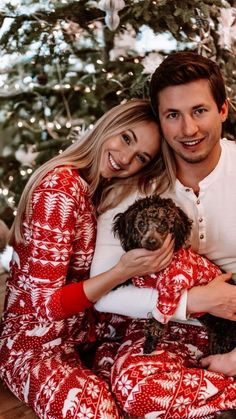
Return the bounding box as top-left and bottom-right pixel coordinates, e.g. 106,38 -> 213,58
122,133 -> 131,144
137,154 -> 147,164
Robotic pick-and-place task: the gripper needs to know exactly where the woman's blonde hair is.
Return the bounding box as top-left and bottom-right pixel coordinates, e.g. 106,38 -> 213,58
10,98 -> 172,243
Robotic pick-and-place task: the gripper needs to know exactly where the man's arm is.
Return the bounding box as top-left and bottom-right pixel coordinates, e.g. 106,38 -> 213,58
201,347 -> 236,377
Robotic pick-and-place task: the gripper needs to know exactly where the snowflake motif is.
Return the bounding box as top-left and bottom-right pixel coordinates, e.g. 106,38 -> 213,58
86,382 -> 100,399
117,374 -> 133,396
70,182 -> 80,197
76,254 -> 91,268
51,250 -> 68,261
95,322 -> 105,336
43,378 -> 57,397
183,373 -> 200,388
59,364 -> 73,375
18,274 -> 30,290
78,403 -> 94,418
43,173 -> 59,188
140,364 -> 157,376
173,395 -> 191,412
171,324 -> 186,335
54,232 -> 71,243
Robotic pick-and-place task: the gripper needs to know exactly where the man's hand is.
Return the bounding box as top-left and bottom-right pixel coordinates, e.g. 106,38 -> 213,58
201,348 -> 236,377
187,273 -> 236,320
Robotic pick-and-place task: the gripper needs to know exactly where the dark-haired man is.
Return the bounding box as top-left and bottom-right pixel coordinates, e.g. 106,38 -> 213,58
91,52 -> 236,417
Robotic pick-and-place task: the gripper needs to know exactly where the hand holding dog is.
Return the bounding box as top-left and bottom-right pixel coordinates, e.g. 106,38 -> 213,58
116,233 -> 174,282
187,272 -> 236,321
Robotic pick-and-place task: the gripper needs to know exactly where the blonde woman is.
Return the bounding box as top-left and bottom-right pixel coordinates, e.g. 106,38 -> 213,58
0,99 -> 173,419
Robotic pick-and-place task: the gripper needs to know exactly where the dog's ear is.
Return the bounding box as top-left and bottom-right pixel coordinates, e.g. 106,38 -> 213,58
173,207 -> 192,250
113,210 -> 139,251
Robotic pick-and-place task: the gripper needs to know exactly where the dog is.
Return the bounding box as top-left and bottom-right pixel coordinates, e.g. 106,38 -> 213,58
113,195 -> 236,358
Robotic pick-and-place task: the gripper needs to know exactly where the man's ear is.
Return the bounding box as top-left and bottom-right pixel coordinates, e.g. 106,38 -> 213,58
220,99 -> 228,122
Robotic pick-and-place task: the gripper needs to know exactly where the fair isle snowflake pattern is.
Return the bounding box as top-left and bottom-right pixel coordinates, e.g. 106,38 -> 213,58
0,167 -> 122,419
109,319 -> 236,418
133,248 -> 222,324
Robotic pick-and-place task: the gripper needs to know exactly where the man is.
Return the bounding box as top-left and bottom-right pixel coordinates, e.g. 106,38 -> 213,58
91,52 -> 236,417
149,51 -> 236,376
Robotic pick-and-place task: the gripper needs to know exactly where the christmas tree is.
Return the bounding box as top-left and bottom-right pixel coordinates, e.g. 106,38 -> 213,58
0,0 -> 235,226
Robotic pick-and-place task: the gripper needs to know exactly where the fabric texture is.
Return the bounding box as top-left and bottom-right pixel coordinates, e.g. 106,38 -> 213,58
0,167 -> 125,419
132,248 -> 221,323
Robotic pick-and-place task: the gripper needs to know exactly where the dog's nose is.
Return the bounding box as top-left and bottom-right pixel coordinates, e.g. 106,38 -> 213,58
145,238 -> 160,250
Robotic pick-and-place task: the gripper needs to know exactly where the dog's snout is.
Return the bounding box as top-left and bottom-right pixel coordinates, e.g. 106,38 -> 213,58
141,236 -> 162,250
145,238 -> 160,250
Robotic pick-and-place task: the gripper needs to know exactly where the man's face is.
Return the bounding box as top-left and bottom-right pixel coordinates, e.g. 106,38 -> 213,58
157,79 -> 228,170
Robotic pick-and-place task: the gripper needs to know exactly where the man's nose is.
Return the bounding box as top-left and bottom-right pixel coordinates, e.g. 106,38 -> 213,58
182,115 -> 198,137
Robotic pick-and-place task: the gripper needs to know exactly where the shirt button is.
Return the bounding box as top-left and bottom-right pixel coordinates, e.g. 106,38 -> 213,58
185,188 -> 190,192
199,218 -> 203,222
196,199 -> 200,205
200,234 -> 204,239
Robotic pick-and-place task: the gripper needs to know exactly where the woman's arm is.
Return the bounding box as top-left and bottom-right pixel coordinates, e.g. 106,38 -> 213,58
85,235 -> 174,302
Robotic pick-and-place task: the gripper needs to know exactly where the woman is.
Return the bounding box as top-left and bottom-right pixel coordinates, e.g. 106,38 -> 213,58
0,99 -> 173,419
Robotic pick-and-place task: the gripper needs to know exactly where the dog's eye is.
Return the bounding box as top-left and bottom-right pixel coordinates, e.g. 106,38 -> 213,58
158,221 -> 169,232
138,220 -> 146,231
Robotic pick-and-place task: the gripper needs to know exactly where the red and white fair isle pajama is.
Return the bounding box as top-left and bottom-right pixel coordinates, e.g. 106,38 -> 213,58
95,248 -> 236,418
0,167 -> 127,419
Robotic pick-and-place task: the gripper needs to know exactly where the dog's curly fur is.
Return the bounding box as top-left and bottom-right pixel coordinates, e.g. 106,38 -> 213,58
113,195 -> 236,357
113,195 -> 192,253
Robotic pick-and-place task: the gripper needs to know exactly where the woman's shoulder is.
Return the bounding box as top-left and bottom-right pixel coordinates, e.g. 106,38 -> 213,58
39,166 -> 90,194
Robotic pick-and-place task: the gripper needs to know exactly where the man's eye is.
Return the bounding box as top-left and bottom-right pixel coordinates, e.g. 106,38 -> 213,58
167,112 -> 178,119
122,133 -> 131,144
195,108 -> 206,115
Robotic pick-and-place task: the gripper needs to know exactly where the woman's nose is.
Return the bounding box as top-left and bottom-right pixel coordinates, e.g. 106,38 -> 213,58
120,150 -> 134,165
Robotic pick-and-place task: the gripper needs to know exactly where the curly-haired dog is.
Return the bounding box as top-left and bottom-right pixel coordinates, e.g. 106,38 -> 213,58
113,195 -> 236,359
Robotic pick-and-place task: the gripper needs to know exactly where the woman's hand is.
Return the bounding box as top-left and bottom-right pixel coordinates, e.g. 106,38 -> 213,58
201,348 -> 236,377
187,273 -> 236,320
84,234 -> 173,303
116,234 -> 174,285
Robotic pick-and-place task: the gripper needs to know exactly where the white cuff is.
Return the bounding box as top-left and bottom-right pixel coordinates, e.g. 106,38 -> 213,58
95,285 -> 158,319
